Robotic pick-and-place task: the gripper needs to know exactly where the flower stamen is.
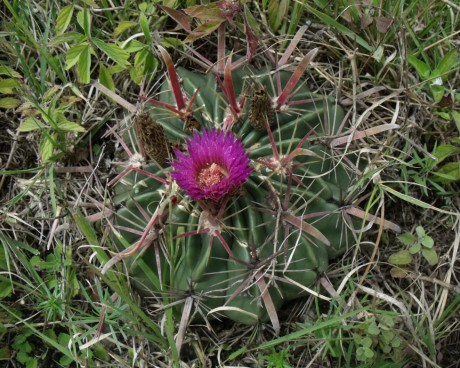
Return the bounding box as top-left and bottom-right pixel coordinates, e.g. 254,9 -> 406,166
197,163 -> 228,187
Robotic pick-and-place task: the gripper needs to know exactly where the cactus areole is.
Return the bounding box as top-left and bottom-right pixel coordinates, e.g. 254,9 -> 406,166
114,66 -> 358,325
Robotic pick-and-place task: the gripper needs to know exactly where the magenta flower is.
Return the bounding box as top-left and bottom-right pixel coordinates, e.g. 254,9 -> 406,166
171,129 -> 251,200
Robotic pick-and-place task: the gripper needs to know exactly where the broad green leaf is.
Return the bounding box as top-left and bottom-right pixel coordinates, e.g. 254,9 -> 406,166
16,351 -> 31,365
397,233 -> 416,246
432,50 -> 459,80
144,53 -> 158,80
421,236 -> 434,248
407,55 -> 431,80
49,32 -> 86,47
113,20 -> 138,38
134,48 -> 149,66
40,134 -> 56,162
0,97 -> 20,109
17,117 -> 45,132
0,65 -> 21,78
453,111 -> 460,134
65,43 -> 87,70
391,337 -> 402,348
107,65 -> 126,74
388,250 -> 412,265
93,344 -> 109,362
26,358 -> 38,368
99,64 -> 114,91
367,322 -> 380,335
429,144 -> 460,168
364,347 -> 374,359
59,355 -> 73,367
78,45 -> 92,84
129,64 -> 144,85
123,40 -> 145,53
422,247 -> 438,265
58,332 -> 71,346
0,78 -> 21,94
430,85 -> 444,103
57,120 -> 86,133
92,38 -> 130,67
372,45 -> 384,62
0,281 -> 12,299
56,4 -> 74,34
416,226 -> 425,237
77,9 -> 91,36
435,110 -> 451,120
43,86 -> 61,102
381,315 -> 394,328
409,243 -> 421,254
139,13 -> 152,43
434,162 -> 460,184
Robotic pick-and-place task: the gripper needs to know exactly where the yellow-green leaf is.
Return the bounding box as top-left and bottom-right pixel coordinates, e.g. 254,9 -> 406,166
0,78 -> 21,94
42,86 -> 61,102
432,50 -> 460,80
129,64 -> 144,85
56,4 -> 74,34
78,45 -> 92,84
40,134 -> 56,162
139,13 -> 152,43
99,64 -> 114,91
57,120 -> 86,133
429,144 -> 460,168
113,20 -> 138,38
0,97 -> 20,109
92,38 -> 130,67
422,248 -> 438,265
388,250 -> 412,265
408,55 -> 431,80
17,117 -> 45,132
65,43 -> 87,70
0,281 -> 12,299
434,162 -> 460,184
0,65 -> 21,78
49,32 -> 85,47
77,9 -> 91,36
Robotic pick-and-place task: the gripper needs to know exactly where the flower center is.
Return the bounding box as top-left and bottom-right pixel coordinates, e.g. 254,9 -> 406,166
197,163 -> 227,187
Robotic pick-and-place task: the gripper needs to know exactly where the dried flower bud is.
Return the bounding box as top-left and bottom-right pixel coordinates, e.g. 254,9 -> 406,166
135,113 -> 169,166
248,85 -> 275,131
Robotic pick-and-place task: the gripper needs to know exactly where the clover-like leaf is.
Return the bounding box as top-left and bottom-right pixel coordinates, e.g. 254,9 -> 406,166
421,236 -> 434,249
389,250 -> 412,265
398,232 -> 416,246
422,247 -> 439,265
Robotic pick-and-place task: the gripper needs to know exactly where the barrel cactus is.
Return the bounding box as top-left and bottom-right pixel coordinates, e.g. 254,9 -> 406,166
112,54 -> 359,329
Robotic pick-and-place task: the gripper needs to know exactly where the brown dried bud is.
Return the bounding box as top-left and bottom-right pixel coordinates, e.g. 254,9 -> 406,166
135,113 -> 169,166
248,85 -> 275,131
184,116 -> 201,131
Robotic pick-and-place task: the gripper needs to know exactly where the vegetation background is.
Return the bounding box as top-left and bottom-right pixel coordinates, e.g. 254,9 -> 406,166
0,0 -> 459,367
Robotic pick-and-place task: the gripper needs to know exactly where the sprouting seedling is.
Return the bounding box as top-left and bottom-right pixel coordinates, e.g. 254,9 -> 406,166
389,225 -> 438,275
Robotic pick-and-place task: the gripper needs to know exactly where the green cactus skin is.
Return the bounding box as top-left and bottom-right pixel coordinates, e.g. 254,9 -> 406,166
114,66 -> 357,324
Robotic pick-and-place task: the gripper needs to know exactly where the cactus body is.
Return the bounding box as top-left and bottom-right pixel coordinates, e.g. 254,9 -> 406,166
114,66 -> 356,324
